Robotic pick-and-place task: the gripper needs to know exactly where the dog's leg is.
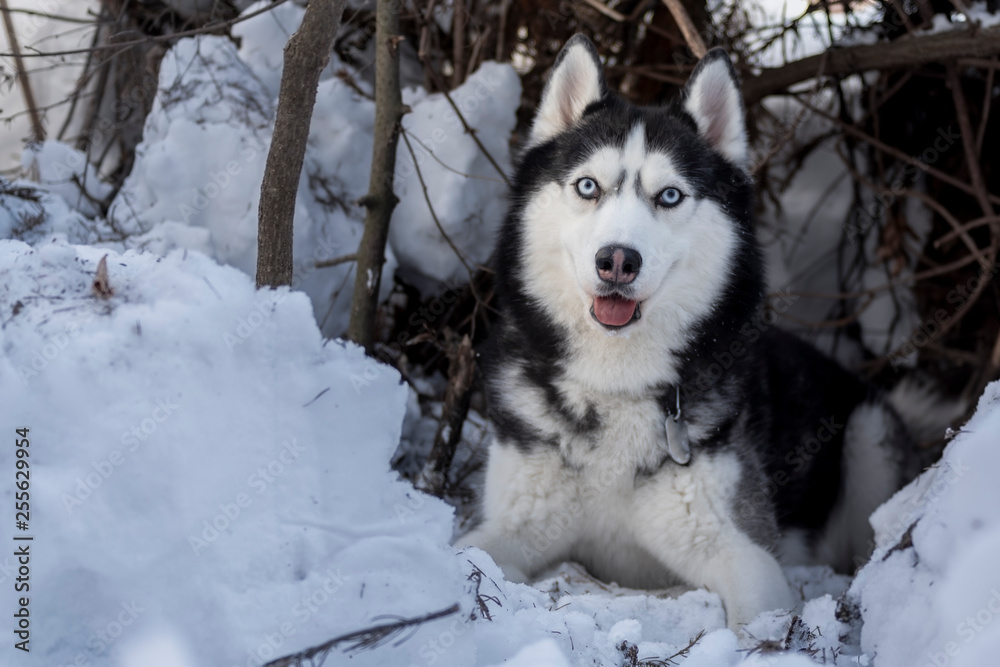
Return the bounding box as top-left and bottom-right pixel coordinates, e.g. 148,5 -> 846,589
632,452 -> 795,631
813,401 -> 905,572
456,443 -> 577,583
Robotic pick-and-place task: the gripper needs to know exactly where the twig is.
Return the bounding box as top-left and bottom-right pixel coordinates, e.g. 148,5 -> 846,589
1,0 -> 294,59
786,250 -> 990,301
752,51 -> 828,174
777,293 -> 875,329
495,0 -> 511,61
264,604 -> 461,667
946,64 -> 996,221
57,13 -> 103,142
400,128 -> 492,317
582,0 -> 626,23
405,130 -> 505,183
314,253 -> 358,269
974,56 -> 996,158
0,0 -> 45,140
0,7 -> 96,24
792,95 -> 1000,208
660,0 -> 707,58
935,215 -> 1000,246
452,0 -> 466,88
833,140 -> 991,270
415,332 -> 475,496
418,62 -> 510,187
401,130 -> 474,276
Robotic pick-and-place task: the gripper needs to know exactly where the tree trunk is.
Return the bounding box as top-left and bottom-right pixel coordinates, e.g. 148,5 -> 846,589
256,0 -> 347,288
345,0 -> 404,351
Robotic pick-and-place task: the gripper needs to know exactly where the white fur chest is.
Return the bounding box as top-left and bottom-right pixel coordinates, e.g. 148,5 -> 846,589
558,390 -> 668,476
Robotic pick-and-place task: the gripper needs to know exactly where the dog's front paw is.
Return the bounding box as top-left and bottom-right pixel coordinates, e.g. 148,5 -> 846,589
456,526 -> 533,584
724,577 -> 796,632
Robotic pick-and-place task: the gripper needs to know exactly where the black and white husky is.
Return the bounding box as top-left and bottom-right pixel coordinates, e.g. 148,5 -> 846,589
458,35 -> 941,630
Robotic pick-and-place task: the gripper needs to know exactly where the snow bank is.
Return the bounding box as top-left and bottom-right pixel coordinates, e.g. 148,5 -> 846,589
390,63 -> 520,292
849,382 -> 1000,667
0,239 -> 463,666
21,141 -> 114,219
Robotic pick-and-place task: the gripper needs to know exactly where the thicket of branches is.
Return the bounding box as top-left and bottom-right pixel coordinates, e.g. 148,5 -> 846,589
3,0 -> 999,500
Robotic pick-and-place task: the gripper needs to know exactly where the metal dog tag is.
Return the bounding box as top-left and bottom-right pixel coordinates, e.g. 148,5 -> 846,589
665,414 -> 691,465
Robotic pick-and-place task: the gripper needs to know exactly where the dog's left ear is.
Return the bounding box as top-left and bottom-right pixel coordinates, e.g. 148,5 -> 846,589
527,34 -> 607,148
683,49 -> 748,169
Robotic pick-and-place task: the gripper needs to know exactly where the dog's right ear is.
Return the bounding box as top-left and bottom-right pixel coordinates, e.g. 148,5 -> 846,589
526,34 -> 606,148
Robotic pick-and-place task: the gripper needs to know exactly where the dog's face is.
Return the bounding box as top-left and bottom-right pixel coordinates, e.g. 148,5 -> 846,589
509,36 -> 754,343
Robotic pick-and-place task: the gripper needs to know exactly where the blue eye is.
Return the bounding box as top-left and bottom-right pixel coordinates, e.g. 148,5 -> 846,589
657,187 -> 683,207
576,177 -> 600,199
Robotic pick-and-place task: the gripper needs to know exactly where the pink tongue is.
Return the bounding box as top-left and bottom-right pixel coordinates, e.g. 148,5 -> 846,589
593,295 -> 637,326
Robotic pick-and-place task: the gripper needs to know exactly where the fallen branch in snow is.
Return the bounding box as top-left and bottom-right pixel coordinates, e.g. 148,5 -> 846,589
618,629 -> 705,666
263,603 -> 461,667
466,561 -> 502,621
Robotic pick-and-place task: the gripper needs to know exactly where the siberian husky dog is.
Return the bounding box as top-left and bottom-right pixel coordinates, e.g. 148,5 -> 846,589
457,35 -> 928,630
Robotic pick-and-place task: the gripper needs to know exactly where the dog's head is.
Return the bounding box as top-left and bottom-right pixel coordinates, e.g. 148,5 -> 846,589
501,35 -> 757,348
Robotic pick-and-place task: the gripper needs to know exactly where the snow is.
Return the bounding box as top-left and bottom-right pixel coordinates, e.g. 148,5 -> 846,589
20,142 -> 113,219
0,2 -> 102,171
849,384 -> 1000,667
391,62 -> 519,292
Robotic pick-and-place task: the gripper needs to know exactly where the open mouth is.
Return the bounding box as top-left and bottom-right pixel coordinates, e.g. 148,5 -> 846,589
591,294 -> 642,329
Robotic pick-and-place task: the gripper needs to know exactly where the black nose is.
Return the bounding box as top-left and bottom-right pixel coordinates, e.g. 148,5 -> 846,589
595,246 -> 642,285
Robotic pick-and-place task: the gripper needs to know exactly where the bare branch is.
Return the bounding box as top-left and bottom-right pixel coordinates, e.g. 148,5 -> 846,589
744,24 -> 1000,104
660,0 -> 708,58
0,0 -> 294,59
